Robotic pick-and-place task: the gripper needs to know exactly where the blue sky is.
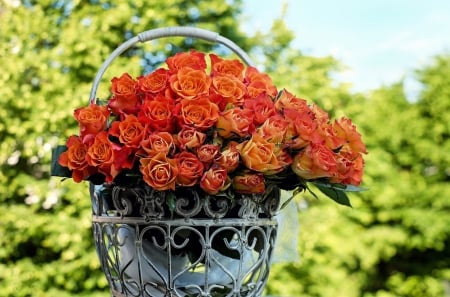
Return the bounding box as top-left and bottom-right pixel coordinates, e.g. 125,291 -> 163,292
242,0 -> 450,95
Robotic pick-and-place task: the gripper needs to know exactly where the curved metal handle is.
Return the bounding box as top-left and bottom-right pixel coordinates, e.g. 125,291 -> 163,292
89,26 -> 255,103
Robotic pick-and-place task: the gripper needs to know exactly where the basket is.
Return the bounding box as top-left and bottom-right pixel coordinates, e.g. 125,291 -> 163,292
88,27 -> 280,297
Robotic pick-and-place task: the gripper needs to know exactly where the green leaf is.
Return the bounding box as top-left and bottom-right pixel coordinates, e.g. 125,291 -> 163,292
314,183 -> 352,207
50,145 -> 72,178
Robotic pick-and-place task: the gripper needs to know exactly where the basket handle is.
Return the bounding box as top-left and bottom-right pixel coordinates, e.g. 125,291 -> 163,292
89,26 -> 255,104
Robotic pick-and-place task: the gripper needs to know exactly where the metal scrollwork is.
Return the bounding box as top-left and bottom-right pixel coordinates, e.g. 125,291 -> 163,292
90,182 -> 280,297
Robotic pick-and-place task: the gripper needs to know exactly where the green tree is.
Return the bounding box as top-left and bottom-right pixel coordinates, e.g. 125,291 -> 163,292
0,1 -> 257,296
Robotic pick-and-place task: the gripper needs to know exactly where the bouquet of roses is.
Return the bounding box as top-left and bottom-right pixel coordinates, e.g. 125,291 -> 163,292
52,50 -> 366,207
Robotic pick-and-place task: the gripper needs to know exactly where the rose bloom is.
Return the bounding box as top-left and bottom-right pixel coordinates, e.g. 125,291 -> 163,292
137,68 -> 169,95
166,50 -> 207,72
74,104 -> 109,140
256,114 -> 288,144
233,173 -> 265,194
210,53 -> 245,81
86,131 -> 117,181
108,73 -> 140,114
176,97 -> 219,130
169,67 -> 211,99
140,132 -> 175,157
174,151 -> 205,187
58,136 -> 93,182
243,93 -> 276,126
274,89 -> 309,112
330,151 -> 364,186
196,144 -> 220,167
216,107 -> 254,138
236,134 -> 283,175
291,143 -> 338,180
200,164 -> 229,195
211,75 -> 247,106
245,66 -> 277,98
283,108 -> 318,150
138,95 -> 175,132
109,114 -> 146,149
140,152 -> 178,191
175,127 -> 206,150
216,141 -> 240,172
333,117 -> 367,154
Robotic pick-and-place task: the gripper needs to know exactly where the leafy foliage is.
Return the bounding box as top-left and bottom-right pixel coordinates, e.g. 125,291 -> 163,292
1,0 -> 449,296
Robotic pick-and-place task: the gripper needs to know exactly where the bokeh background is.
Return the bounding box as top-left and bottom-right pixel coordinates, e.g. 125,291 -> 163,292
1,1 -> 449,296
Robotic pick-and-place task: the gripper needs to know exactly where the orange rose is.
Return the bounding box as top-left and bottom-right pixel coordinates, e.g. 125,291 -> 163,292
108,73 -> 140,114
196,144 -> 220,167
140,152 -> 178,191
166,50 -> 207,72
284,109 -> 318,149
291,143 -> 338,180
175,127 -> 206,150
233,173 -> 265,194
138,96 -> 175,132
274,89 -> 309,112
140,132 -> 175,157
109,115 -> 146,149
333,117 -> 367,154
137,68 -> 169,95
174,151 -> 204,187
210,53 -> 245,81
175,97 -> 219,131
169,67 -> 211,99
215,107 -> 254,138
330,151 -> 364,186
236,134 -> 283,175
243,93 -> 276,125
256,114 -> 288,144
200,165 -> 229,195
216,141 -> 240,173
74,104 -> 109,140
58,136 -> 94,182
245,66 -> 277,98
86,131 -> 117,181
211,75 -> 247,106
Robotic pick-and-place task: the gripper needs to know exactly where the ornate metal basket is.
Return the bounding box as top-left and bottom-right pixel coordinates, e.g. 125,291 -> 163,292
88,27 -> 281,297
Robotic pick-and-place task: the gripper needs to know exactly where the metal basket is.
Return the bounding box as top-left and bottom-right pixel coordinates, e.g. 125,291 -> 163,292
88,27 -> 280,297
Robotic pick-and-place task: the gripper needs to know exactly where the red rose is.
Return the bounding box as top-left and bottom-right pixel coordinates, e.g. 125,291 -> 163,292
333,117 -> 367,154
233,173 -> 265,194
245,66 -> 277,98
108,73 -> 140,115
174,151 -> 204,187
166,50 -> 207,72
86,131 -> 118,181
138,95 -> 175,133
196,144 -> 220,167
243,93 -> 276,126
330,151 -> 364,186
200,165 -> 229,195
58,136 -> 94,182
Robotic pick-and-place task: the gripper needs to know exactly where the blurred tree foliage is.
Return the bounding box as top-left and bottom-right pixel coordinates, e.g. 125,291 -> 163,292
1,0 -> 450,296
